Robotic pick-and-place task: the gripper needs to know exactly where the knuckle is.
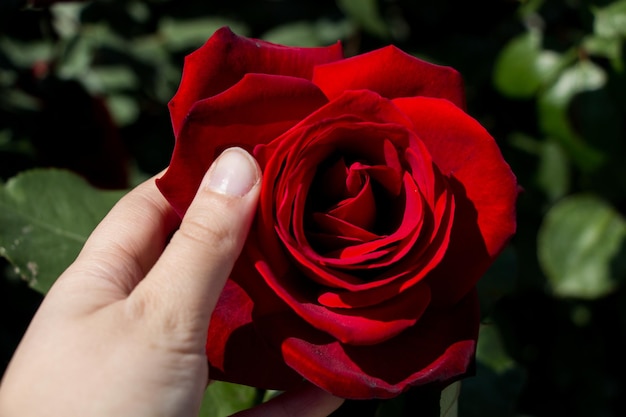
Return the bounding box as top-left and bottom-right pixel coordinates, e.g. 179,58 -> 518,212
124,289 -> 204,354
175,211 -> 237,254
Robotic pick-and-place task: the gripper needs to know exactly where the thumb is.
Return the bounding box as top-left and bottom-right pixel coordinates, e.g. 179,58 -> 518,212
129,147 -> 261,336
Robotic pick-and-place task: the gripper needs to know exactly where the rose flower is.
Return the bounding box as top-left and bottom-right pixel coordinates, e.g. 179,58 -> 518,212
156,26 -> 518,400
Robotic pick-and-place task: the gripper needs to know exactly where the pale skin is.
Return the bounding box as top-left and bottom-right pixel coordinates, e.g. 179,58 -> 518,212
0,147 -> 344,417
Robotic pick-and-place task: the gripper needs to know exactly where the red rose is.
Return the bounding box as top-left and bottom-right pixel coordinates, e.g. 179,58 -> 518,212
156,26 -> 518,399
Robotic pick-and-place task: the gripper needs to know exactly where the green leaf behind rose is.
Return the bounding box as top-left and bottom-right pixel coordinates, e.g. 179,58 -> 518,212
493,30 -> 562,99
0,169 -> 125,294
198,381 -> 258,417
537,60 -> 607,172
538,194 -> 626,299
337,0 -> 389,39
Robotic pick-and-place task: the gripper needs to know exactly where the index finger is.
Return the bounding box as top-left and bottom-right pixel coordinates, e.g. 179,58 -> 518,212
128,148 -> 261,335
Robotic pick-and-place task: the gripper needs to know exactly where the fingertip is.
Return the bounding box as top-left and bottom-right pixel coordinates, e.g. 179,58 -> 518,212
204,147 -> 261,197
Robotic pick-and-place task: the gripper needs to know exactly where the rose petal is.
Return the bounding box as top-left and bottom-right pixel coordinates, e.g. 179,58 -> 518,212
319,157 -> 352,200
316,184 -> 454,309
274,89 -> 417,134
327,169 -> 376,230
156,73 -> 328,216
170,26 -> 342,135
394,96 -> 518,305
287,173 -> 424,270
306,231 -> 372,252
313,45 -> 465,108
255,92 -> 416,289
206,279 -> 303,390
255,253 -> 432,345
257,91 -> 458,296
350,161 -> 403,197
311,212 -> 381,243
271,290 -> 480,399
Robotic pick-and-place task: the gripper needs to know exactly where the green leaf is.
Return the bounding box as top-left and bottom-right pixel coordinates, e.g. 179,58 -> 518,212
507,133 -> 571,201
0,88 -> 40,113
337,0 -> 389,39
537,60 -> 607,171
476,324 -> 516,374
583,0 -> 626,72
262,21 -> 326,47
592,0 -> 626,39
261,19 -> 354,47
537,194 -> 626,299
197,381 -> 258,417
493,30 -> 562,98
105,94 -> 140,127
508,131 -> 543,155
536,138 -> 570,201
440,381 -> 461,417
516,0 -> 545,18
583,34 -> 623,71
159,17 -> 249,52
0,37 -> 55,68
51,2 -> 86,39
85,66 -> 139,92
0,169 -> 126,294
127,36 -> 182,103
56,24 -> 127,82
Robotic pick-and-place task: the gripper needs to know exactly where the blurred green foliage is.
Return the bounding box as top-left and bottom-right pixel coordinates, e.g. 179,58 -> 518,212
1,0 -> 625,416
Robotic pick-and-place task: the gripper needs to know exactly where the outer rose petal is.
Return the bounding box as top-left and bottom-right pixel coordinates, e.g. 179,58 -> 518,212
206,279 -> 303,390
256,251 -> 433,345
169,26 -> 343,135
312,46 -> 465,108
393,96 -> 518,305
213,246 -> 479,399
269,290 -> 480,399
156,73 -> 328,217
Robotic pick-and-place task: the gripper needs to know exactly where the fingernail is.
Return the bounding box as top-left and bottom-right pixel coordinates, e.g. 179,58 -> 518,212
205,147 -> 259,197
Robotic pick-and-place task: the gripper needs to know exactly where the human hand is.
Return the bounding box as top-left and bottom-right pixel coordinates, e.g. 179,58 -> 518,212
0,147 -> 344,417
